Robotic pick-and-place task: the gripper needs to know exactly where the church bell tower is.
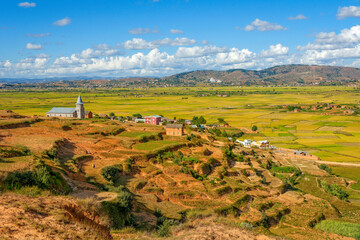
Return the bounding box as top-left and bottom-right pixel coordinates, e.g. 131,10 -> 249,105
76,94 -> 85,119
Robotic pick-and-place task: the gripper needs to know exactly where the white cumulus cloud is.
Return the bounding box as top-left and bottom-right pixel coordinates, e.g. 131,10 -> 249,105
337,6 -> 360,19
53,17 -> 71,26
244,19 -> 287,31
260,44 -> 289,57
124,38 -> 196,50
297,25 -> 360,50
175,45 -> 228,58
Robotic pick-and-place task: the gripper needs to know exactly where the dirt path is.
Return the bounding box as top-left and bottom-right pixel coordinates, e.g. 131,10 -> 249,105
315,160 -> 360,167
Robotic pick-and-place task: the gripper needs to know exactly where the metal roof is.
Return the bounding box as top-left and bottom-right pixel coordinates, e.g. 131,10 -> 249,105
76,94 -> 84,104
47,107 -> 76,114
166,124 -> 183,129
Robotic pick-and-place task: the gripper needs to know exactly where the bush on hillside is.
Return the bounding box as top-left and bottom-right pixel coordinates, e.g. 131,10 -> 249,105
101,164 -> 123,183
2,161 -> 70,195
319,180 -> 348,200
101,191 -> 134,229
318,164 -> 332,175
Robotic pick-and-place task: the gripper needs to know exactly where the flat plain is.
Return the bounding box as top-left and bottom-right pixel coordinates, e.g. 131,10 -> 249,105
1,86 -> 359,164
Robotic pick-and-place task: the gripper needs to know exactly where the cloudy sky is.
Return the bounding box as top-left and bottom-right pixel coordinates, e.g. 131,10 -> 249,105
1,0 -> 360,78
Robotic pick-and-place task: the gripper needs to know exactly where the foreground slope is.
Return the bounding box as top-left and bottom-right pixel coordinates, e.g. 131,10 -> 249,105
0,113 -> 360,239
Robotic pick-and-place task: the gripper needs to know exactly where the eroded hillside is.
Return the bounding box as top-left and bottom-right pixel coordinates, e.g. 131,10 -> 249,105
0,114 -> 359,239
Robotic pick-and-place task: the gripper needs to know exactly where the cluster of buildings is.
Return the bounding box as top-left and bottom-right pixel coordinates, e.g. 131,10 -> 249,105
283,103 -> 359,115
236,139 -> 275,150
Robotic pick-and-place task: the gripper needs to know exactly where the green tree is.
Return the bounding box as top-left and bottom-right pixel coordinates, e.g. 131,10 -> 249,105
101,165 -> 123,183
132,113 -> 142,118
218,118 -> 225,124
252,125 -> 258,131
198,116 -> 207,124
192,116 -> 199,125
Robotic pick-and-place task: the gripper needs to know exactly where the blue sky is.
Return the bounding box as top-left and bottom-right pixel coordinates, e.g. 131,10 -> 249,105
1,0 -> 360,78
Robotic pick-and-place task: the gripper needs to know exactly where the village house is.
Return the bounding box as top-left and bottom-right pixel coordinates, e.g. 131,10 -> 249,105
85,111 -> 93,118
46,95 -> 85,119
166,124 -> 184,136
255,140 -> 270,149
145,115 -> 162,125
237,139 -> 253,148
294,150 -> 309,156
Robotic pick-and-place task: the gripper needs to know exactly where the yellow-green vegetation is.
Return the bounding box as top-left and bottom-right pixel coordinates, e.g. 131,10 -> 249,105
133,140 -> 184,152
315,220 -> 360,239
1,86 -> 360,164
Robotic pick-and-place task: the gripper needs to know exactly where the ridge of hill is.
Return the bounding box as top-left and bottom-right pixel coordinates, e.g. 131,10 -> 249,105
162,65 -> 360,86
1,65 -> 360,87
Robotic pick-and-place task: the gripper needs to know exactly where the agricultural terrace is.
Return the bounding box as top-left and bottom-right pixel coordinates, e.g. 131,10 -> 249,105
1,86 -> 359,164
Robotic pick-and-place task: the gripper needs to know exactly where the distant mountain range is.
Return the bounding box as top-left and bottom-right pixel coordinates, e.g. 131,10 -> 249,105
161,65 -> 360,86
1,65 -> 360,86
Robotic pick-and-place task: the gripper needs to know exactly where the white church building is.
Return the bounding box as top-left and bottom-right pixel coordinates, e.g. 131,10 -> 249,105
46,94 -> 85,119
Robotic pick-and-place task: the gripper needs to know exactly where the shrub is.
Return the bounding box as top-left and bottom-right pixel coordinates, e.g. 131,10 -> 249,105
2,171 -> 37,190
233,194 -> 251,208
43,148 -> 58,161
101,165 -> 123,183
101,191 -> 134,229
214,186 -> 232,196
318,164 -> 333,175
2,162 -> 70,195
320,180 -> 348,200
0,145 -> 31,158
214,205 -> 239,217
157,220 -> 172,237
110,127 -> 125,136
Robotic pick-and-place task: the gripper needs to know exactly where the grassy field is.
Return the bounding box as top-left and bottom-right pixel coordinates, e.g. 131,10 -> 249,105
119,131 -> 157,139
315,220 -> 360,239
133,140 -> 183,152
1,86 -> 360,164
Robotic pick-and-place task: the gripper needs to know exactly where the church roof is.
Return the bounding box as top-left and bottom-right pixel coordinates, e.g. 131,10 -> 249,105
47,107 -> 76,114
76,94 -> 84,104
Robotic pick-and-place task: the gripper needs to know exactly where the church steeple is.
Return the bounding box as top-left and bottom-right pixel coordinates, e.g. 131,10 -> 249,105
76,94 -> 84,105
76,94 -> 85,119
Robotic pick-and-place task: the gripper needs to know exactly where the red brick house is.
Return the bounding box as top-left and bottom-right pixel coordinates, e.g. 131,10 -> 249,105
145,115 -> 162,125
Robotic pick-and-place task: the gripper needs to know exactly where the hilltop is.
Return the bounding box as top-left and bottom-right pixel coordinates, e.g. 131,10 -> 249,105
1,65 -> 360,88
